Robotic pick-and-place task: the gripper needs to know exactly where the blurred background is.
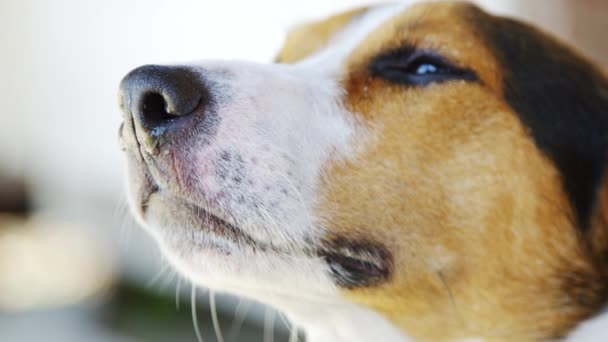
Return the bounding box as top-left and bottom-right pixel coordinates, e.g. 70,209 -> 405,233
0,0 -> 606,341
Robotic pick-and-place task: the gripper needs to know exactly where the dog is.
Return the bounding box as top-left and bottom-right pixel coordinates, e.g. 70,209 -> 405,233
118,2 -> 608,341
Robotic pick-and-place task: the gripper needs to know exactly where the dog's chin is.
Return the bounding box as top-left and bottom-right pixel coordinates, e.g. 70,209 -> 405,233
141,191 -> 263,251
135,191 -> 339,299
139,192 -> 267,287
126,165 -> 392,298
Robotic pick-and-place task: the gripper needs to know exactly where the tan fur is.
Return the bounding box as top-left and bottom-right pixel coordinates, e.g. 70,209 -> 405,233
280,2 -> 607,341
276,7 -> 368,64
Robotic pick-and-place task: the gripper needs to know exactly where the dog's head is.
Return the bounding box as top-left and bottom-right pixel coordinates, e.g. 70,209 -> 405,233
119,2 -> 608,340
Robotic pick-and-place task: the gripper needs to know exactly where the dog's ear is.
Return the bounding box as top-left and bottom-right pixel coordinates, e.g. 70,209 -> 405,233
275,7 -> 367,64
463,6 -> 608,233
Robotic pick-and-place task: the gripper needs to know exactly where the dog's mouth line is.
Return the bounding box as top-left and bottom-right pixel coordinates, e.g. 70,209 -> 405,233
132,147 -> 393,289
140,185 -> 286,252
193,205 -> 267,249
139,180 -> 393,288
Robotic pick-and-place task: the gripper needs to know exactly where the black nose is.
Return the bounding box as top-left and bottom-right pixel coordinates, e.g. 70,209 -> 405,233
119,65 -> 207,135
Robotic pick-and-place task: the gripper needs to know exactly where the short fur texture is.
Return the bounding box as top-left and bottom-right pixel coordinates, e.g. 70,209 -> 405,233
121,2 -> 608,341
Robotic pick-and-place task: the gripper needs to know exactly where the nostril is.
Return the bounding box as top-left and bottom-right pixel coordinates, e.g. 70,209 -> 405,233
120,64 -> 208,135
141,92 -> 174,129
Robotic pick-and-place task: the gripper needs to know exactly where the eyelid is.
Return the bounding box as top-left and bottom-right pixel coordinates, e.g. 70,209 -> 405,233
373,48 -> 450,69
369,47 -> 478,86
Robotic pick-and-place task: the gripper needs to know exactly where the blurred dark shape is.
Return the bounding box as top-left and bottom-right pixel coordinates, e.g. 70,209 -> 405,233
0,171 -> 29,216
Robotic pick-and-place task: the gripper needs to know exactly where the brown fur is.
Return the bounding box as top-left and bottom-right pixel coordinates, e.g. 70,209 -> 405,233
589,174 -> 608,271
280,2 -> 608,341
275,7 -> 368,64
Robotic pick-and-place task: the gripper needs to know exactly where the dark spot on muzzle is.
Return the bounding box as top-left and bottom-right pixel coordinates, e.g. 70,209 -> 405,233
318,237 -> 393,289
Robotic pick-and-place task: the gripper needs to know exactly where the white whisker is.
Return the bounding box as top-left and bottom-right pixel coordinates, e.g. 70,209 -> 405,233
146,262 -> 171,289
277,313 -> 299,342
209,290 -> 225,342
115,193 -> 137,248
263,307 -> 275,342
288,325 -> 299,342
160,268 -> 178,291
191,285 -> 204,342
229,298 -> 252,341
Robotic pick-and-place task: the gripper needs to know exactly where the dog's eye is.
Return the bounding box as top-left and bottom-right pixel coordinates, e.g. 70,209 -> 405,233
370,49 -> 477,86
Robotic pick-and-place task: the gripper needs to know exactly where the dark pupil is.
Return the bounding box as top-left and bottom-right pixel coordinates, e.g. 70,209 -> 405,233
415,63 -> 438,75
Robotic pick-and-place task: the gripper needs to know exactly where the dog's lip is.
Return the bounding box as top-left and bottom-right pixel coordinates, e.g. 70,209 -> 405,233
123,119 -> 263,248
139,173 -> 160,213
193,206 -> 262,247
143,188 -> 275,250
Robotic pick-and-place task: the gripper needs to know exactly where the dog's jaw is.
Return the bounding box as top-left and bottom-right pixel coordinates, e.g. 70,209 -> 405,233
120,4 -> 412,341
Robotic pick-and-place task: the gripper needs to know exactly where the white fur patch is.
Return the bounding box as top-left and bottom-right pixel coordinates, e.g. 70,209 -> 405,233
127,3 -> 412,342
298,4 -> 407,75
142,3 -> 409,297
275,297 -> 411,342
